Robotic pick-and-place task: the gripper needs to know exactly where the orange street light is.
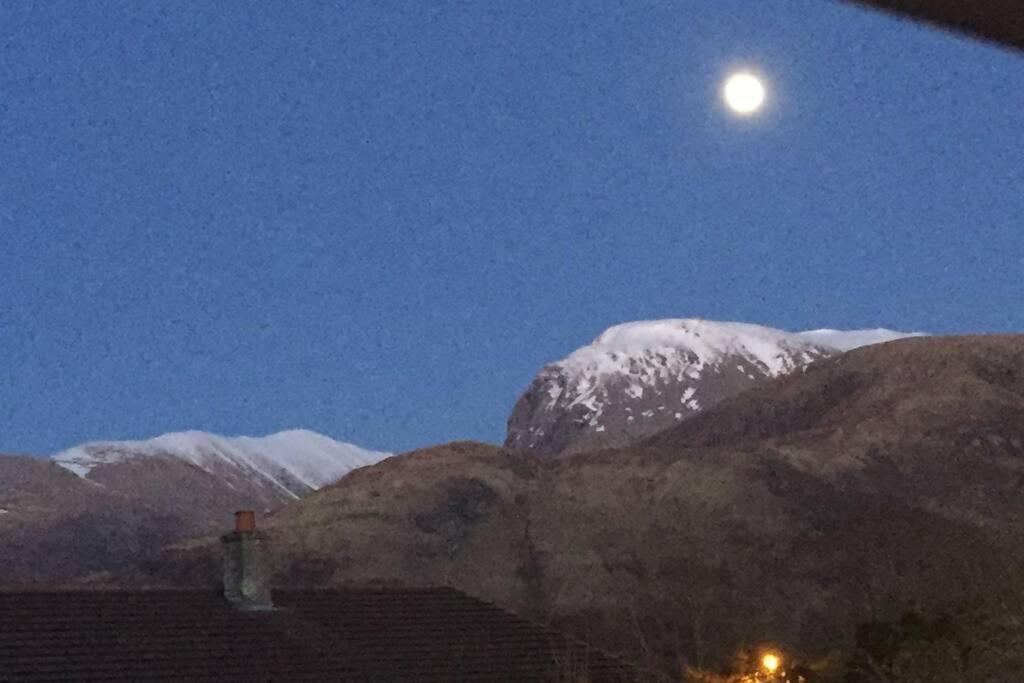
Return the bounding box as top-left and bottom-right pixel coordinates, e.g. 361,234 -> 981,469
761,652 -> 781,674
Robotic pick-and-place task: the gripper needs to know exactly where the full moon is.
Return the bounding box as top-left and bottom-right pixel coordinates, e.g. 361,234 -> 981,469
722,72 -> 766,115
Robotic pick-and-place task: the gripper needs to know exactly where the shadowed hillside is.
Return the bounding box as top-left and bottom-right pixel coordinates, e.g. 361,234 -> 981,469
649,335 -> 1024,452
1,453 -> 337,586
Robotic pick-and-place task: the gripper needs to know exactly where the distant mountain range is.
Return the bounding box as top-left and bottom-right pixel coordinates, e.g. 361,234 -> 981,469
505,319 -> 922,455
23,318 -> 1024,677
53,429 -> 390,501
0,430 -> 389,585
2,319 -> 929,588
210,334 -> 1024,677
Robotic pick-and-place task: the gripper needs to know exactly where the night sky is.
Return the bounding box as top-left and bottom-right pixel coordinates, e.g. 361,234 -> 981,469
3,1 -> 1023,455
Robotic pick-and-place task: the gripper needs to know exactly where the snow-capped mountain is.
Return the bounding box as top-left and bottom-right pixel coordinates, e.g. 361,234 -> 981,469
54,429 -> 392,500
505,318 -> 923,455
0,431 -> 391,585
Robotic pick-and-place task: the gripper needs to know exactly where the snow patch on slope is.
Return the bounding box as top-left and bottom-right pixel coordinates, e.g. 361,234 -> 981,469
53,429 -> 392,496
796,328 -> 925,352
560,320 -> 925,377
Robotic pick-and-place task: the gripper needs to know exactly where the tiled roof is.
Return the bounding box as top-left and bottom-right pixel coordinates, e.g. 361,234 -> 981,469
0,588 -> 641,682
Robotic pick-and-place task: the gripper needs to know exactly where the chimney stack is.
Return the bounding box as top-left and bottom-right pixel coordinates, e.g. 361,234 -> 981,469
235,510 -> 256,533
221,510 -> 272,610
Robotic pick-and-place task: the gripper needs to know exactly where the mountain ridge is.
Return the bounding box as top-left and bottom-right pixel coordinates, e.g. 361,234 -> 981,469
506,318 -> 922,455
53,429 -> 392,500
1,429 -> 391,586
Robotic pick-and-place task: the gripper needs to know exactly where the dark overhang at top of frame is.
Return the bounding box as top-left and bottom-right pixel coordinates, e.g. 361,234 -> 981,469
848,0 -> 1024,51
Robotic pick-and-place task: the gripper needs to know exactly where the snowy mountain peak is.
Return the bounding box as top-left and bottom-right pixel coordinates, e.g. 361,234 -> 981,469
567,319 -> 824,378
506,318 -> 924,456
53,429 -> 392,499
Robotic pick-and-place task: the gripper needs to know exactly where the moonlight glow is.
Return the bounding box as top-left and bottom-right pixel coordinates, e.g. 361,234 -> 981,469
722,72 -> 766,115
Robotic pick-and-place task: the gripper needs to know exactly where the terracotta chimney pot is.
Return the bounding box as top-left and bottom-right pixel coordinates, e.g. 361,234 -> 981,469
235,510 -> 256,533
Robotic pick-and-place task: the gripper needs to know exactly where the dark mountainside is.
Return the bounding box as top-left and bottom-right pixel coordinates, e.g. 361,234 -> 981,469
132,336 -> 1024,680
1,430 -> 389,586
0,452 -> 312,586
649,334 -> 1024,451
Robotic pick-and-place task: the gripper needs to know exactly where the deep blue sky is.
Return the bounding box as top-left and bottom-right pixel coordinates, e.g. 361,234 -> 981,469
2,1 -> 1023,455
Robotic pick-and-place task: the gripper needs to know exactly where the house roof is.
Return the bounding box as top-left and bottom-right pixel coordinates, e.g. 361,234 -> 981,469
0,588 -> 641,682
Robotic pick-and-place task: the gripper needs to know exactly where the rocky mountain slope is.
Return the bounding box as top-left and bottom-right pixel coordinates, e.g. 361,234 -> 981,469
148,335 -> 1024,677
0,430 -> 390,586
648,334 -> 1024,453
0,453 -> 192,584
505,319 -> 919,455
